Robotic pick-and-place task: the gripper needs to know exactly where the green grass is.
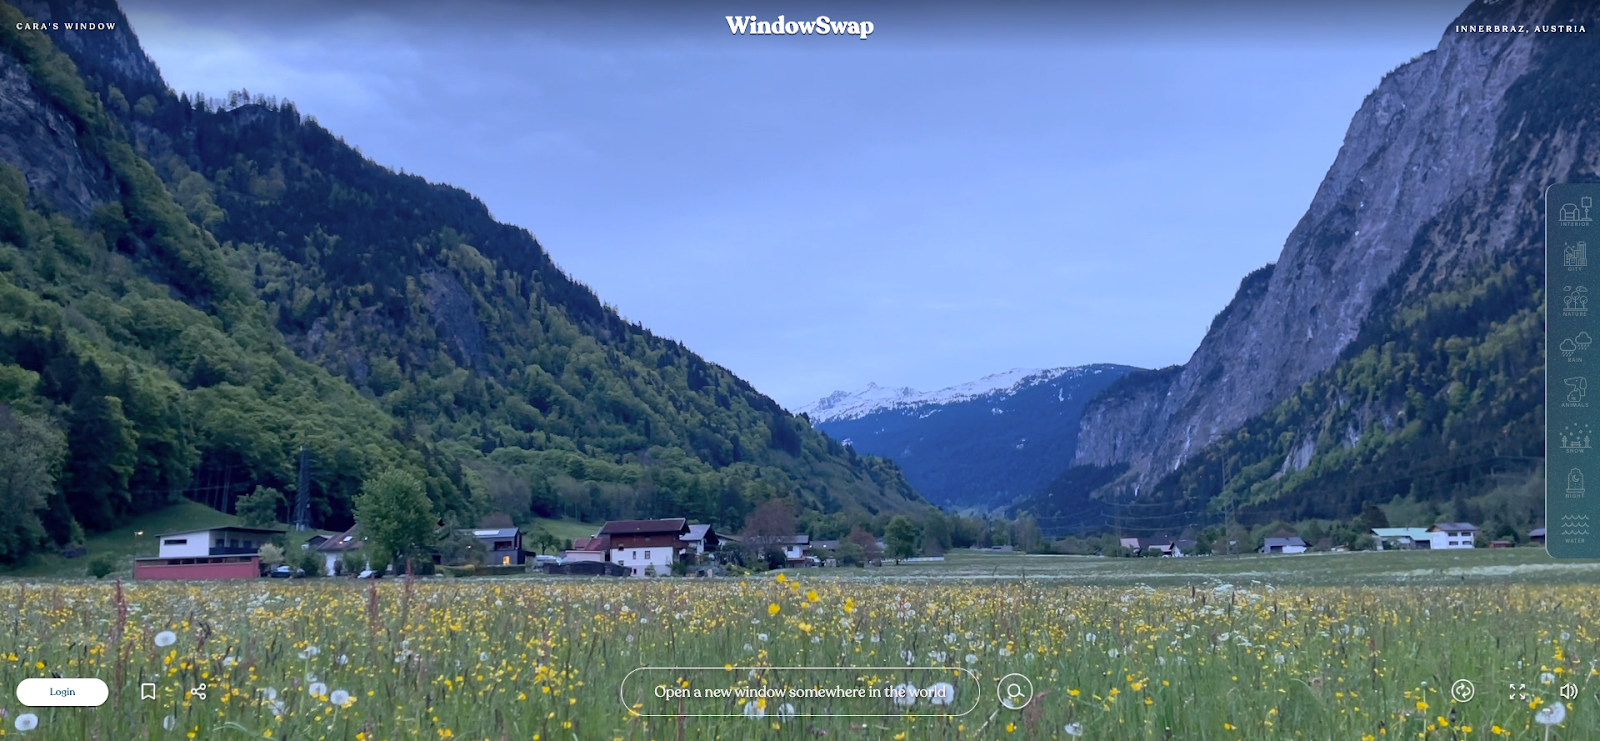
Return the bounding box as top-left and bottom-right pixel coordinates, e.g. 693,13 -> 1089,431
4,500 -> 240,578
525,516 -> 603,546
798,545 -> 1598,587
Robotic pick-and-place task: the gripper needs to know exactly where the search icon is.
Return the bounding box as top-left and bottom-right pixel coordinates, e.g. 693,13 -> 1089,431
996,673 -> 1034,710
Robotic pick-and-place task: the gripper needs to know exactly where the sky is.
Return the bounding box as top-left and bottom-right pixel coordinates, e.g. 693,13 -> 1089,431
122,0 -> 1470,410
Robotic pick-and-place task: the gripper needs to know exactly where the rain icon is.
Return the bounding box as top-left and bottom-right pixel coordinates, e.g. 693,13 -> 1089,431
1579,332 -> 1593,350
1563,339 -> 1578,358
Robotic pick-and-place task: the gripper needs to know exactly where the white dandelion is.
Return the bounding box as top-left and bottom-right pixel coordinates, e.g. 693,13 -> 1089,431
743,700 -> 766,719
1108,648 -> 1120,659
161,715 -> 177,731
1064,721 -> 1085,737
14,713 -> 38,732
298,645 -> 320,659
337,654 -> 349,666
1535,701 -> 1566,726
330,689 -> 351,707
928,682 -> 955,706
308,681 -> 328,698
777,703 -> 796,719
154,630 -> 177,647
479,651 -> 490,662
892,683 -> 918,707
757,633 -> 769,642
1540,672 -> 1557,685
259,687 -> 278,701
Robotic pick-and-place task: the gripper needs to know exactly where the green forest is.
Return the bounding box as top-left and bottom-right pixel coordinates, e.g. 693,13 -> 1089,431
0,8 -> 924,566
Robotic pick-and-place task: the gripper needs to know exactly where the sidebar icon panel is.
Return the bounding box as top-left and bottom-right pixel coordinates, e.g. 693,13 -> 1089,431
1548,183 -> 1600,558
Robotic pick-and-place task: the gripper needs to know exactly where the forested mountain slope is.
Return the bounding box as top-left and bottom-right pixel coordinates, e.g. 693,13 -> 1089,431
0,0 -> 920,564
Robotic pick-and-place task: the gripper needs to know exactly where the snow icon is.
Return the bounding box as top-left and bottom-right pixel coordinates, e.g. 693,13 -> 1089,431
1561,423 -> 1592,451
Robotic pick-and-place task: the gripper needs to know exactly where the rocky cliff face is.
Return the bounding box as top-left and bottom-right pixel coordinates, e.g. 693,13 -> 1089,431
0,52 -> 109,218
1074,0 -> 1572,494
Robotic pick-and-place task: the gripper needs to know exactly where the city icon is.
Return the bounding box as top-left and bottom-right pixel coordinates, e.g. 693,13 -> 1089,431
1564,376 -> 1588,404
1559,196 -> 1594,225
1565,241 -> 1588,267
1563,285 -> 1589,315
1560,423 -> 1592,452
1567,468 -> 1585,495
1560,515 -> 1590,537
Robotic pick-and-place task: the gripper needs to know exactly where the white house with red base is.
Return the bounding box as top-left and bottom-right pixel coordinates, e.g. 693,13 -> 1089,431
134,526 -> 284,580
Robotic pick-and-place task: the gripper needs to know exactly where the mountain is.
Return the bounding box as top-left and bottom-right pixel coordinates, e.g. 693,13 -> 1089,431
801,365 -> 1136,509
0,0 -> 922,564
1026,0 -> 1588,538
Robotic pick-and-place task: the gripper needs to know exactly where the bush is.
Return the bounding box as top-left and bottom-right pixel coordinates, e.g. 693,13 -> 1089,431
258,543 -> 285,566
87,553 -> 117,579
341,550 -> 366,575
299,549 -> 323,577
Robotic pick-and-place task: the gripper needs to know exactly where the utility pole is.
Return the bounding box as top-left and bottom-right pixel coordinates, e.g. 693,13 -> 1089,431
293,445 -> 310,531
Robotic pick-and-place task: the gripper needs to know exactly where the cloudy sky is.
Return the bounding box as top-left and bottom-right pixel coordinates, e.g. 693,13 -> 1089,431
122,0 -> 1468,409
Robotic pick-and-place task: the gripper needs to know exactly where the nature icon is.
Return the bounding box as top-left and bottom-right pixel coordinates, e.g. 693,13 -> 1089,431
1579,331 -> 1594,350
1562,338 -> 1578,357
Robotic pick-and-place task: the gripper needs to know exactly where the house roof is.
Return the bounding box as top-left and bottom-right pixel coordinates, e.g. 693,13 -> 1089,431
1530,527 -> 1546,537
1372,527 -> 1432,539
156,525 -> 285,538
683,524 -> 716,542
571,535 -> 611,551
1262,537 -> 1307,547
745,534 -> 810,547
1430,522 -> 1479,532
608,534 -> 684,549
463,527 -> 519,539
315,525 -> 364,553
599,518 -> 688,536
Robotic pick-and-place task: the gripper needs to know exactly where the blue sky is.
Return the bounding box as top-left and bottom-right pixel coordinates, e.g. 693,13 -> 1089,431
123,0 -> 1469,409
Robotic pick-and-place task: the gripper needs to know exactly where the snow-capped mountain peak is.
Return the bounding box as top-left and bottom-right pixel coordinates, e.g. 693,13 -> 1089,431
798,366 -> 1105,424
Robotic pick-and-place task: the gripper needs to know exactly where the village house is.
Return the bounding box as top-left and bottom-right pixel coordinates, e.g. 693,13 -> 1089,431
681,524 -> 722,556
601,518 -> 691,576
314,524 -> 366,575
562,535 -> 610,563
134,526 -> 284,580
1426,522 -> 1479,549
745,534 -> 812,566
1371,527 -> 1432,550
460,527 -> 524,565
1259,535 -> 1308,554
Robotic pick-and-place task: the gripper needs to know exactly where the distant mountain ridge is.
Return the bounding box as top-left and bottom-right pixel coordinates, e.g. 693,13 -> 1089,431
805,365 -> 1136,509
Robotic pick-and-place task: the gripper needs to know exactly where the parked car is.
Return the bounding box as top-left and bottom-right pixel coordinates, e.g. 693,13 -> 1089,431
534,554 -> 561,566
357,569 -> 380,579
269,566 -> 292,579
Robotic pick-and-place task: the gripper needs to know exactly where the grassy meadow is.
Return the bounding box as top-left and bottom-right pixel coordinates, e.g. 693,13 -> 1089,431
1,549 -> 1596,740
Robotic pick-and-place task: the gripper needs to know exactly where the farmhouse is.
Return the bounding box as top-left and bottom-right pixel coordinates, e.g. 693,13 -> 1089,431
134,526 -> 284,580
602,518 -> 691,576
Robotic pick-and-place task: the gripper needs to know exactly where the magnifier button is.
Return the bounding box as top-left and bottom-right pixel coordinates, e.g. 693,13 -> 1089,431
996,673 -> 1034,710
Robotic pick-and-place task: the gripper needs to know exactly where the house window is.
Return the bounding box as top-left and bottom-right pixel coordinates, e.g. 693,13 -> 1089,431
163,539 -> 187,546
633,551 -> 639,559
